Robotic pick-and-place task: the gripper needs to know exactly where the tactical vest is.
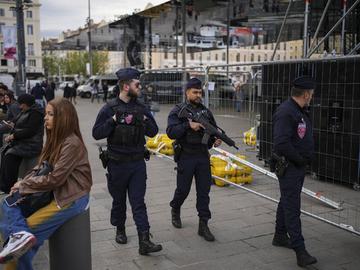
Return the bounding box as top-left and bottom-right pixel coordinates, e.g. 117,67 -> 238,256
107,100 -> 145,147
178,103 -> 212,145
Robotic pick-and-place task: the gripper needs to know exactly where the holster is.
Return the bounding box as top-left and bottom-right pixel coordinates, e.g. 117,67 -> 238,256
99,147 -> 109,169
270,152 -> 289,178
173,141 -> 182,163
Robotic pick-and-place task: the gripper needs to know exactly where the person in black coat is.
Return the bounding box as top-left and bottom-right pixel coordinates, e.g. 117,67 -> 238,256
63,84 -> 72,99
0,94 -> 44,194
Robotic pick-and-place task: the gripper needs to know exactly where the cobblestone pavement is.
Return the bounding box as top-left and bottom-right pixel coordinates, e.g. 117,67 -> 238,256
10,95 -> 360,270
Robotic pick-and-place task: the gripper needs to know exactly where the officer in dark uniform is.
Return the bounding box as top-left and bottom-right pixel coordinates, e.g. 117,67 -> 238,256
272,76 -> 317,267
92,68 -> 162,255
167,78 -> 222,241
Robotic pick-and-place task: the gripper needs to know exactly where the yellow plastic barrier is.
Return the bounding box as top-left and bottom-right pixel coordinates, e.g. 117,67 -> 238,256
243,127 -> 257,147
210,154 -> 253,187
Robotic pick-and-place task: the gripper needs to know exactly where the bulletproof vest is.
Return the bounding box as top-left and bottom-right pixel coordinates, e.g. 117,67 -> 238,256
180,104 -> 212,145
108,101 -> 145,147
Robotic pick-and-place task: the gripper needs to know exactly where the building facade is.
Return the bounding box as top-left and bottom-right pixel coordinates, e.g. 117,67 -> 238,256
0,0 -> 43,76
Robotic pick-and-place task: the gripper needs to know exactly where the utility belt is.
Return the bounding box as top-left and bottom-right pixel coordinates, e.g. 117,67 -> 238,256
99,147 -> 150,168
269,152 -> 289,178
173,142 -> 208,163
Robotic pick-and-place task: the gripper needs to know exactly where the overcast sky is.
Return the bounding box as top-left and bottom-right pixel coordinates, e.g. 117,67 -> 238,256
40,0 -> 167,38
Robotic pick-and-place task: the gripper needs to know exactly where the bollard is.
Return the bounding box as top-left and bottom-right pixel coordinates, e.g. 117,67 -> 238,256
49,209 -> 92,270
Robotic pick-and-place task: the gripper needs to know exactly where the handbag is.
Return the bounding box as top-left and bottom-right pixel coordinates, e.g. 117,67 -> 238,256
18,161 -> 54,218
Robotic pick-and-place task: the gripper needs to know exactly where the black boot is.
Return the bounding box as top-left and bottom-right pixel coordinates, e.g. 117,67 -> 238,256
138,231 -> 163,255
171,208 -> 182,228
296,249 -> 317,267
115,227 -> 127,244
272,233 -> 291,248
198,219 -> 215,242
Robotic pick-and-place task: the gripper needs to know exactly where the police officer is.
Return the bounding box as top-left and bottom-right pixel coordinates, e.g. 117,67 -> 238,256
92,68 -> 162,255
272,76 -> 317,267
167,78 -> 221,241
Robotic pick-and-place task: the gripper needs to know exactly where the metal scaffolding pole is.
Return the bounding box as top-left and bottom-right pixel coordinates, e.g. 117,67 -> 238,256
348,42 -> 360,55
308,0 -> 332,53
307,0 -> 360,57
303,0 -> 310,58
271,0 -> 293,61
341,0 -> 347,55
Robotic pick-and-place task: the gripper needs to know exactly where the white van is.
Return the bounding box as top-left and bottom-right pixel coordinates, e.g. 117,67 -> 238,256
77,74 -> 118,98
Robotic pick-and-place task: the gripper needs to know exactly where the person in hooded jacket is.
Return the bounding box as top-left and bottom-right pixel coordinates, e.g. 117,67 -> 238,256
0,94 -> 44,194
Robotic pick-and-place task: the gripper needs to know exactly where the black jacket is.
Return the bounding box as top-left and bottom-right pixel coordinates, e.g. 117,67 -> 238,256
273,98 -> 314,166
6,104 -> 44,158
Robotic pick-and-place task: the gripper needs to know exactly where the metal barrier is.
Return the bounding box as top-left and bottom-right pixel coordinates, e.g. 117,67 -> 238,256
143,55 -> 360,237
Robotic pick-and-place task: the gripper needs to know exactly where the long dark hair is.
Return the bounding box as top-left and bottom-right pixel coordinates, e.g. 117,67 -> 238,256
39,98 -> 84,165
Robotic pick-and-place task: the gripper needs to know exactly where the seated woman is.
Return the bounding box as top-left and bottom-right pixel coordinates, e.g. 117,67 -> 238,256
0,94 -> 44,194
0,98 -> 92,270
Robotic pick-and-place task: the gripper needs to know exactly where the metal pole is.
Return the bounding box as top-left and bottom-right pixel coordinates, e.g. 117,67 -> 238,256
88,0 -> 93,76
307,0 -> 360,57
123,22 -> 127,68
348,42 -> 360,55
226,0 -> 230,76
212,147 -> 343,209
341,0 -> 347,55
148,18 -> 152,69
303,0 -> 310,58
175,3 -> 179,67
181,0 -> 186,102
308,0 -> 332,53
204,66 -> 210,108
271,0 -> 293,61
15,0 -> 26,96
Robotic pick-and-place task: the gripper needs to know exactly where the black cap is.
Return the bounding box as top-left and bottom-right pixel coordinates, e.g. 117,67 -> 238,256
186,78 -> 202,90
115,68 -> 140,81
18,94 -> 35,107
292,76 -> 316,90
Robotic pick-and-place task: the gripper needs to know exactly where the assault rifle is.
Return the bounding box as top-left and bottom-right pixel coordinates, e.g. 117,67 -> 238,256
178,105 -> 239,150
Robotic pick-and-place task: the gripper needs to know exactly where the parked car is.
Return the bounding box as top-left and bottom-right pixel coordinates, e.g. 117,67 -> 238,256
77,74 -> 118,98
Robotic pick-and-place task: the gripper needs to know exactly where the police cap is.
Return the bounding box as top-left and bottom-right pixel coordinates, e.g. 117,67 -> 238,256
115,68 -> 140,81
292,76 -> 316,90
186,78 -> 202,90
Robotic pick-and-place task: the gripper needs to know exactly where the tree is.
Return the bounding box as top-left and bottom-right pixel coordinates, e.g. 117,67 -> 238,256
42,50 -> 109,77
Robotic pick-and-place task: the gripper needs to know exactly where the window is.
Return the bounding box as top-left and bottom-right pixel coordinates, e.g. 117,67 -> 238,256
236,53 -> 240,62
277,54 -> 280,60
222,52 -> 226,61
264,54 -> 268,61
0,9 -> 4,16
0,42 -> 3,53
0,23 -> 4,34
244,55 -> 247,62
250,53 -> 254,62
26,10 -> 33,18
27,25 -> 33,35
258,55 -> 261,62
283,43 -> 286,50
1,59 -> 8,66
173,52 -> 176,59
28,43 -> 34,56
190,52 -> 194,60
28,59 -> 36,67
215,54 -> 218,61
164,51 -> 168,59
207,53 -> 210,61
